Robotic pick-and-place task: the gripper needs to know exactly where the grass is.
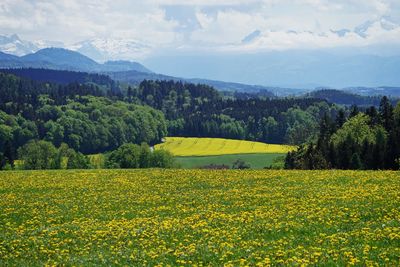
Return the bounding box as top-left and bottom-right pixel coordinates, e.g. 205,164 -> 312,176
155,137 -> 296,156
0,169 -> 399,266
175,153 -> 285,169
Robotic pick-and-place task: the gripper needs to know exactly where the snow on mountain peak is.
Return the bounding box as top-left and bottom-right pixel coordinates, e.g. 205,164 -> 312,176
0,34 -> 152,61
0,34 -> 38,56
68,38 -> 152,62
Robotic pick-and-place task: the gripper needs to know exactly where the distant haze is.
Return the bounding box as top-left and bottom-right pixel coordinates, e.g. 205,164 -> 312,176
0,0 -> 400,87
143,49 -> 400,88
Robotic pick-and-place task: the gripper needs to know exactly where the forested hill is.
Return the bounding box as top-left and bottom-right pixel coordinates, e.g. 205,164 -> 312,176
0,72 -> 167,156
306,89 -> 398,106
133,80 -> 339,144
107,70 -> 276,96
1,68 -> 117,88
0,71 -> 341,160
2,67 -> 277,97
0,48 -> 151,73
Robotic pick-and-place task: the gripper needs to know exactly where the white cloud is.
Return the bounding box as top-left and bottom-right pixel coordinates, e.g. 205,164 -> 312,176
0,0 -> 179,44
191,10 -> 266,43
0,0 -> 399,58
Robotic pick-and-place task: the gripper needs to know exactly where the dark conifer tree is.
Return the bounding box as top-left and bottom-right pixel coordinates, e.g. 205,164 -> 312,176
379,96 -> 393,131
349,105 -> 359,118
350,153 -> 362,170
3,141 -> 15,168
366,106 -> 379,126
335,109 -> 346,129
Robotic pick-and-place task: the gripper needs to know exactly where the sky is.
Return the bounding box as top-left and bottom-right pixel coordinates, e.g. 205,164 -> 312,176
1,0 -> 400,57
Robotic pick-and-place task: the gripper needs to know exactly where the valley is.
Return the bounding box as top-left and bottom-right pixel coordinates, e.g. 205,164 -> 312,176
1,2 -> 400,266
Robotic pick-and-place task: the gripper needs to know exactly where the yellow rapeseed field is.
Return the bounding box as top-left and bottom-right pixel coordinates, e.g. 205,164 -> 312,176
0,169 -> 399,266
155,137 -> 296,156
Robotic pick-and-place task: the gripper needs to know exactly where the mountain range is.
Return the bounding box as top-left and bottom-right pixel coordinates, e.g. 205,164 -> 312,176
0,48 -> 151,73
0,48 -> 284,96
0,34 -> 38,56
0,34 -> 150,62
1,17 -> 399,59
0,39 -> 399,96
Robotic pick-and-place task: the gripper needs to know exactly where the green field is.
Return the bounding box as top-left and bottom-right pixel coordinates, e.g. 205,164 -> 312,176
155,137 -> 293,169
176,153 -> 285,169
0,169 -> 399,266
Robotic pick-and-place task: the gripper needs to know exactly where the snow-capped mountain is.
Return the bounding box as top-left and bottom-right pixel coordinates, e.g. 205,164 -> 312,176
0,34 -> 39,56
240,17 -> 399,41
68,38 -> 152,62
0,34 -> 152,62
0,34 -> 67,56
1,16 -> 398,61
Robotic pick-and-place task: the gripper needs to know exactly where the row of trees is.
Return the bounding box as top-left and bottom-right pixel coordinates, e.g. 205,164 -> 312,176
12,141 -> 90,170
2,140 -> 175,170
285,97 -> 400,170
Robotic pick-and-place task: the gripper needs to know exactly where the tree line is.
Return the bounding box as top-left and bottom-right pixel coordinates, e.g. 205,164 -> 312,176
1,140 -> 175,170
129,80 -> 342,144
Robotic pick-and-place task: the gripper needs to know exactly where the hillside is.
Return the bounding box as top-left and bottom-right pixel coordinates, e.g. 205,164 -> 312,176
0,50 -> 278,95
0,48 -> 150,73
3,49 -> 398,98
22,48 -> 99,70
0,68 -> 117,87
345,86 -> 400,97
0,72 -> 167,155
305,89 -> 397,106
107,70 -> 277,96
0,51 -> 19,61
155,137 -> 296,156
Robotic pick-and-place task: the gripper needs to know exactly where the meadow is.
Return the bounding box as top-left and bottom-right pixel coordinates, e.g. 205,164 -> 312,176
0,169 -> 399,266
154,137 -> 295,156
175,153 -> 285,169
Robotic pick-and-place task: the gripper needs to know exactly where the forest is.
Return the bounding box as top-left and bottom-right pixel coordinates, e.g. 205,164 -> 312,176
0,69 -> 399,170
132,80 -> 341,144
0,72 -> 167,169
285,97 -> 400,170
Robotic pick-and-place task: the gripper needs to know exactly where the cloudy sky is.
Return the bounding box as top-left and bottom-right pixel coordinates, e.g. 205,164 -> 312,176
1,0 -> 400,56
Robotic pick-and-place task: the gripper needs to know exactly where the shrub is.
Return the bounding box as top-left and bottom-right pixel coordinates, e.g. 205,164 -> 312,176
105,143 -> 176,169
66,150 -> 91,169
232,159 -> 251,169
105,143 -> 141,169
150,150 -> 175,168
